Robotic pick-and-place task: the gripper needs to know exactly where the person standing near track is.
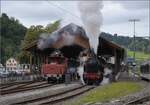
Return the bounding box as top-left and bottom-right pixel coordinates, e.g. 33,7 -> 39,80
77,51 -> 89,85
77,63 -> 85,85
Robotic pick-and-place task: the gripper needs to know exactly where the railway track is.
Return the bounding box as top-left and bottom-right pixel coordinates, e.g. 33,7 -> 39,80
132,72 -> 150,82
0,82 -> 29,89
1,82 -> 52,95
0,80 -> 41,89
0,81 -> 41,91
141,76 -> 150,82
1,81 -> 47,92
12,85 -> 94,105
125,95 -> 150,105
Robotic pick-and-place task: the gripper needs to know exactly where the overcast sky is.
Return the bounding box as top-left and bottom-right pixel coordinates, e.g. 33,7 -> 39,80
1,0 -> 149,37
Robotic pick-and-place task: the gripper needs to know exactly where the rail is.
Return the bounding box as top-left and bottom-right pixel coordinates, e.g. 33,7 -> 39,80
13,85 -> 94,105
124,95 -> 150,105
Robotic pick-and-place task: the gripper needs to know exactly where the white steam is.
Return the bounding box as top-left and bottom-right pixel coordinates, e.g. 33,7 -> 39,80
38,32 -> 59,50
78,1 -> 103,53
37,23 -> 78,50
62,31 -> 75,45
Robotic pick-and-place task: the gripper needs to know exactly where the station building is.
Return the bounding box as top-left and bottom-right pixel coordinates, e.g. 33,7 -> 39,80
23,23 -> 125,81
6,58 -> 18,71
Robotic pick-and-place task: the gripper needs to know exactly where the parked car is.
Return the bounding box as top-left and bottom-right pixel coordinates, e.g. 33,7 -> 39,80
0,68 -> 9,78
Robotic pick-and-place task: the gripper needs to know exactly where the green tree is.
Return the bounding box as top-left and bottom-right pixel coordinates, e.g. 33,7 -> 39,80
0,13 -> 27,64
101,32 -> 150,55
45,20 -> 61,33
21,25 -> 45,48
19,20 -> 61,63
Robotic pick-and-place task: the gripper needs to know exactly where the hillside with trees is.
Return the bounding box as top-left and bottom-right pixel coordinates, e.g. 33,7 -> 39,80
101,32 -> 150,55
0,13 -> 27,64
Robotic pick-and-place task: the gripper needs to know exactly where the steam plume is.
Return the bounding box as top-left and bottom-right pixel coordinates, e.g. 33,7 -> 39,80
38,31 -> 59,50
37,23 -> 87,50
78,1 -> 103,54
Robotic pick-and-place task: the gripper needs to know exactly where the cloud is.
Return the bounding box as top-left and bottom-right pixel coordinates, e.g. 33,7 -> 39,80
1,1 -> 65,27
113,1 -> 149,10
51,1 -> 82,27
103,1 -> 149,24
1,1 -> 149,37
101,1 -> 149,36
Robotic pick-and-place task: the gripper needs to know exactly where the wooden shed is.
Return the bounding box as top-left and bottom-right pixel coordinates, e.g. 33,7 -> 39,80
97,36 -> 125,81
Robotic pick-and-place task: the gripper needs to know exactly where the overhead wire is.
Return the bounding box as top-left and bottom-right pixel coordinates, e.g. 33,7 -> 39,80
46,0 -> 81,21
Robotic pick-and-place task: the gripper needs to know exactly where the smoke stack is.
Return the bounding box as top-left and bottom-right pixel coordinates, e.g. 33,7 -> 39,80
78,1 -> 103,54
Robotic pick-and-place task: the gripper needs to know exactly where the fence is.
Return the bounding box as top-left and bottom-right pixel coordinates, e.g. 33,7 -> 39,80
0,74 -> 42,85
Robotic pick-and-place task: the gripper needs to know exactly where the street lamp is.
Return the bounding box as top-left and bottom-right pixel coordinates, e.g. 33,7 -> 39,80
129,19 -> 140,61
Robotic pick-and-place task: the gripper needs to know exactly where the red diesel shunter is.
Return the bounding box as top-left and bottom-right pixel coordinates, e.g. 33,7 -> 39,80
41,52 -> 68,83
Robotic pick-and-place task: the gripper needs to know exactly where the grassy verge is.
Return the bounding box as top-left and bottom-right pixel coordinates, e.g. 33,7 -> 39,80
127,50 -> 150,62
71,82 -> 142,105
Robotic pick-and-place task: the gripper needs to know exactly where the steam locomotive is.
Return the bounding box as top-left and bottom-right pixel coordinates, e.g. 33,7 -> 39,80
82,49 -> 104,85
83,58 -> 104,85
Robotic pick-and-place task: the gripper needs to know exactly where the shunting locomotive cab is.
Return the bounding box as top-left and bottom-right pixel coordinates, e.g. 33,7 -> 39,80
41,51 -> 68,83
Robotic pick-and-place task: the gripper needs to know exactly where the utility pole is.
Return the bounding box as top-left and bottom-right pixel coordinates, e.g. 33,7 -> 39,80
149,30 -> 150,40
129,19 -> 140,61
